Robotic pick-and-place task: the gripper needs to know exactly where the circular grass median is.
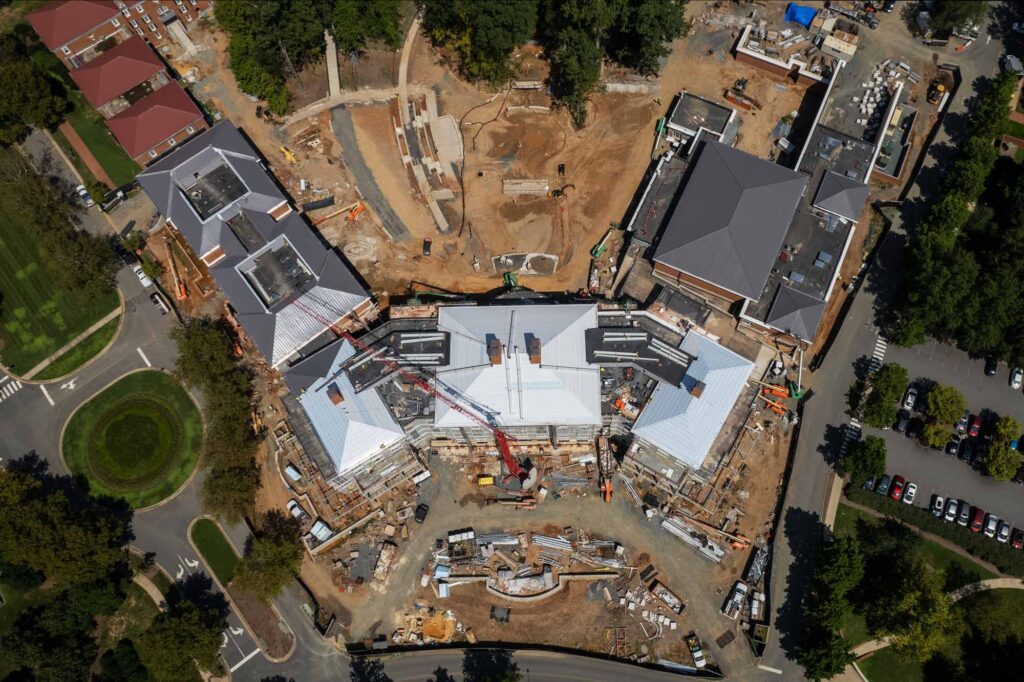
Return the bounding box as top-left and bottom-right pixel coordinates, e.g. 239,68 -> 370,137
62,371 -> 201,508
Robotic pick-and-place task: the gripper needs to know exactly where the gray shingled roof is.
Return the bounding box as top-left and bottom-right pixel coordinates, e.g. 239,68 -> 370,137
764,285 -> 826,342
653,140 -> 807,301
137,122 -> 369,367
813,170 -> 869,222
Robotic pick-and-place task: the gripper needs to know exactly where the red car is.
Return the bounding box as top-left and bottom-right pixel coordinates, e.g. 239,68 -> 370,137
969,415 -> 982,438
1012,528 -> 1024,550
889,475 -> 905,501
971,507 -> 985,532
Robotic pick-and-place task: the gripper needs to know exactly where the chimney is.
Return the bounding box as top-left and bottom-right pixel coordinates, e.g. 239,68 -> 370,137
487,336 -> 503,365
327,382 -> 344,405
689,380 -> 706,399
527,335 -> 542,365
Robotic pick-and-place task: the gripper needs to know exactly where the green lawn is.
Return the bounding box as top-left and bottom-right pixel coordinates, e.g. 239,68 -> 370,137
97,582 -> 160,652
63,88 -> 139,187
33,316 -> 120,380
190,518 -> 240,586
1007,118 -> 1024,141
0,186 -> 119,372
858,647 -> 925,682
62,371 -> 201,508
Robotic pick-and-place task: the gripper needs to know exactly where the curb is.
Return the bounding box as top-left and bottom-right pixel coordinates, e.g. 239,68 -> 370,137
58,368 -> 202,511
187,515 -> 298,664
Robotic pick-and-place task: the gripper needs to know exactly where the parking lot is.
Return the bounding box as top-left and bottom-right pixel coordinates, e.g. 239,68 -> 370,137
865,339 -> 1024,535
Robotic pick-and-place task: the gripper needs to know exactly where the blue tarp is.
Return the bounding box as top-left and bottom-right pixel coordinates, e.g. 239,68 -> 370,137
784,3 -> 817,29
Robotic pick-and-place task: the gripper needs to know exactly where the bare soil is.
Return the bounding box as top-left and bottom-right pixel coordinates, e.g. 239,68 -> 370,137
227,582 -> 294,658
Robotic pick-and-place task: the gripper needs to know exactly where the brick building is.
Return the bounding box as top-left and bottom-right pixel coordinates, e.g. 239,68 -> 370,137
68,36 -> 169,117
106,82 -> 207,165
27,0 -> 210,69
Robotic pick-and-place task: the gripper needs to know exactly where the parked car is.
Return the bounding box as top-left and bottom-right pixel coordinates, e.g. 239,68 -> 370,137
958,502 -> 970,527
75,184 -> 95,207
889,475 -> 906,501
997,520 -> 1011,543
894,409 -> 910,433
686,634 -> 707,669
985,356 -> 999,376
286,499 -> 309,523
308,520 -> 333,543
414,503 -> 429,524
902,386 -> 918,411
1002,54 -> 1024,77
1014,21 -> 1024,33
971,507 -> 985,532
1012,367 -> 1023,390
931,495 -> 945,518
946,434 -> 961,455
149,292 -> 169,315
984,513 -> 999,538
1012,528 -> 1024,550
944,498 -> 959,522
863,476 -> 876,491
902,482 -> 917,505
956,411 -> 970,434
876,475 -> 891,496
883,0 -> 896,13
133,264 -> 153,288
906,418 -> 923,440
422,238 -> 432,256
959,440 -> 973,462
969,414 -> 982,438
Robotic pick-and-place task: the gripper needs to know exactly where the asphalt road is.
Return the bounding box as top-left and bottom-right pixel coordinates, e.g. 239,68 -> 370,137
758,17 -> 1006,680
382,649 -> 693,682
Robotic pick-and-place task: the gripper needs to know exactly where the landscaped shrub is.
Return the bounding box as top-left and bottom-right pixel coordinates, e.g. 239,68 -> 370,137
846,486 -> 1024,578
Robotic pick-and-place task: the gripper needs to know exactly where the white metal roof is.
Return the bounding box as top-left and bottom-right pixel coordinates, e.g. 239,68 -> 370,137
631,330 -> 754,470
297,340 -> 405,474
434,304 -> 601,428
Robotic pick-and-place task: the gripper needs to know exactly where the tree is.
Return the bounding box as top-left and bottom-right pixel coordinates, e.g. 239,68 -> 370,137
925,384 -> 966,425
839,435 -> 886,486
423,0 -> 539,83
982,442 -> 1021,481
992,415 -> 1021,445
794,626 -> 855,682
0,35 -> 67,144
607,0 -> 688,76
2,590 -> 101,682
98,639 -> 151,682
201,463 -> 261,524
38,227 -> 119,299
861,363 -> 908,428
927,1 -> 987,35
137,578 -> 229,681
0,467 -> 131,587
350,656 -> 393,682
865,555 -> 957,660
547,25 -> 603,126
234,510 -> 303,600
922,422 -> 948,449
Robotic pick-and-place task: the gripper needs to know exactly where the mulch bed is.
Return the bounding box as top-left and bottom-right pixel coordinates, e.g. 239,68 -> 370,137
227,583 -> 294,658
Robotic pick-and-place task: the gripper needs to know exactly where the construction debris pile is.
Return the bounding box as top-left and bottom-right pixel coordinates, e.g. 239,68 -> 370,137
853,59 -> 920,142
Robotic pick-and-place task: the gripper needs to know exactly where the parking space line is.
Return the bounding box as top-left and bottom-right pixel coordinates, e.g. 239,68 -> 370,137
136,347 -> 152,367
39,384 -> 54,406
229,648 -> 261,672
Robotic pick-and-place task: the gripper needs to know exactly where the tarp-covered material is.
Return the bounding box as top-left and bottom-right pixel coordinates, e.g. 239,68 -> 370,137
784,3 -> 817,28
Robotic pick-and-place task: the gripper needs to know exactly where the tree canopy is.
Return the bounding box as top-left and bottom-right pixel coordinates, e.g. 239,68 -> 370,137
840,435 -> 886,486
0,35 -> 67,144
927,0 -> 988,34
925,384 -> 966,426
983,442 -> 1021,481
234,510 -> 304,600
137,576 -> 229,680
217,0 -> 403,115
861,363 -> 907,428
423,0 -> 690,125
173,318 -> 260,522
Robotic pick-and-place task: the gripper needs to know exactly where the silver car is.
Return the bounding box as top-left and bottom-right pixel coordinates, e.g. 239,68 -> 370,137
984,513 -> 999,538
944,498 -> 959,522
997,520 -> 1011,543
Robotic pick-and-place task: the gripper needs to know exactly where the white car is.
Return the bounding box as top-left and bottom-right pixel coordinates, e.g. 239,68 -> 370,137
902,482 -> 917,505
133,264 -> 153,288
286,499 -> 308,522
902,386 -> 918,411
1011,367 -> 1023,390
74,184 -> 95,207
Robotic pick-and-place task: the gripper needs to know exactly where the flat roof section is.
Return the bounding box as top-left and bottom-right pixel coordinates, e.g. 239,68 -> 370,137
584,328 -> 692,387
797,123 -> 875,183
626,152 -> 690,248
225,212 -> 267,253
344,330 -> 451,393
668,92 -> 733,137
241,237 -> 315,309
182,163 -> 248,221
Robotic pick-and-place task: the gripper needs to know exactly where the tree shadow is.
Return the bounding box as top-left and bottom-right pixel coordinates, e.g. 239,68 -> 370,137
817,423 -> 849,470
166,573 -> 230,624
942,563 -> 984,593
462,648 -> 520,682
774,507 -> 825,660
349,656 -> 392,682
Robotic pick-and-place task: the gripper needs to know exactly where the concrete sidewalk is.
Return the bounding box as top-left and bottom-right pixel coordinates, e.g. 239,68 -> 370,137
21,304 -> 122,381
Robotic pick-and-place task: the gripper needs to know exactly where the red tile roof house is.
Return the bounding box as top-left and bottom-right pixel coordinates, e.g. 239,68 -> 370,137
27,0 -> 212,69
106,82 -> 207,165
69,36 -> 170,118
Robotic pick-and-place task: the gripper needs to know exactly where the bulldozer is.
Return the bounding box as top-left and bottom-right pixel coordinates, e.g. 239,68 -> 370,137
927,80 -> 946,105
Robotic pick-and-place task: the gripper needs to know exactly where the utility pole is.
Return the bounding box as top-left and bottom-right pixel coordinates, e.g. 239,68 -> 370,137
279,40 -> 303,92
